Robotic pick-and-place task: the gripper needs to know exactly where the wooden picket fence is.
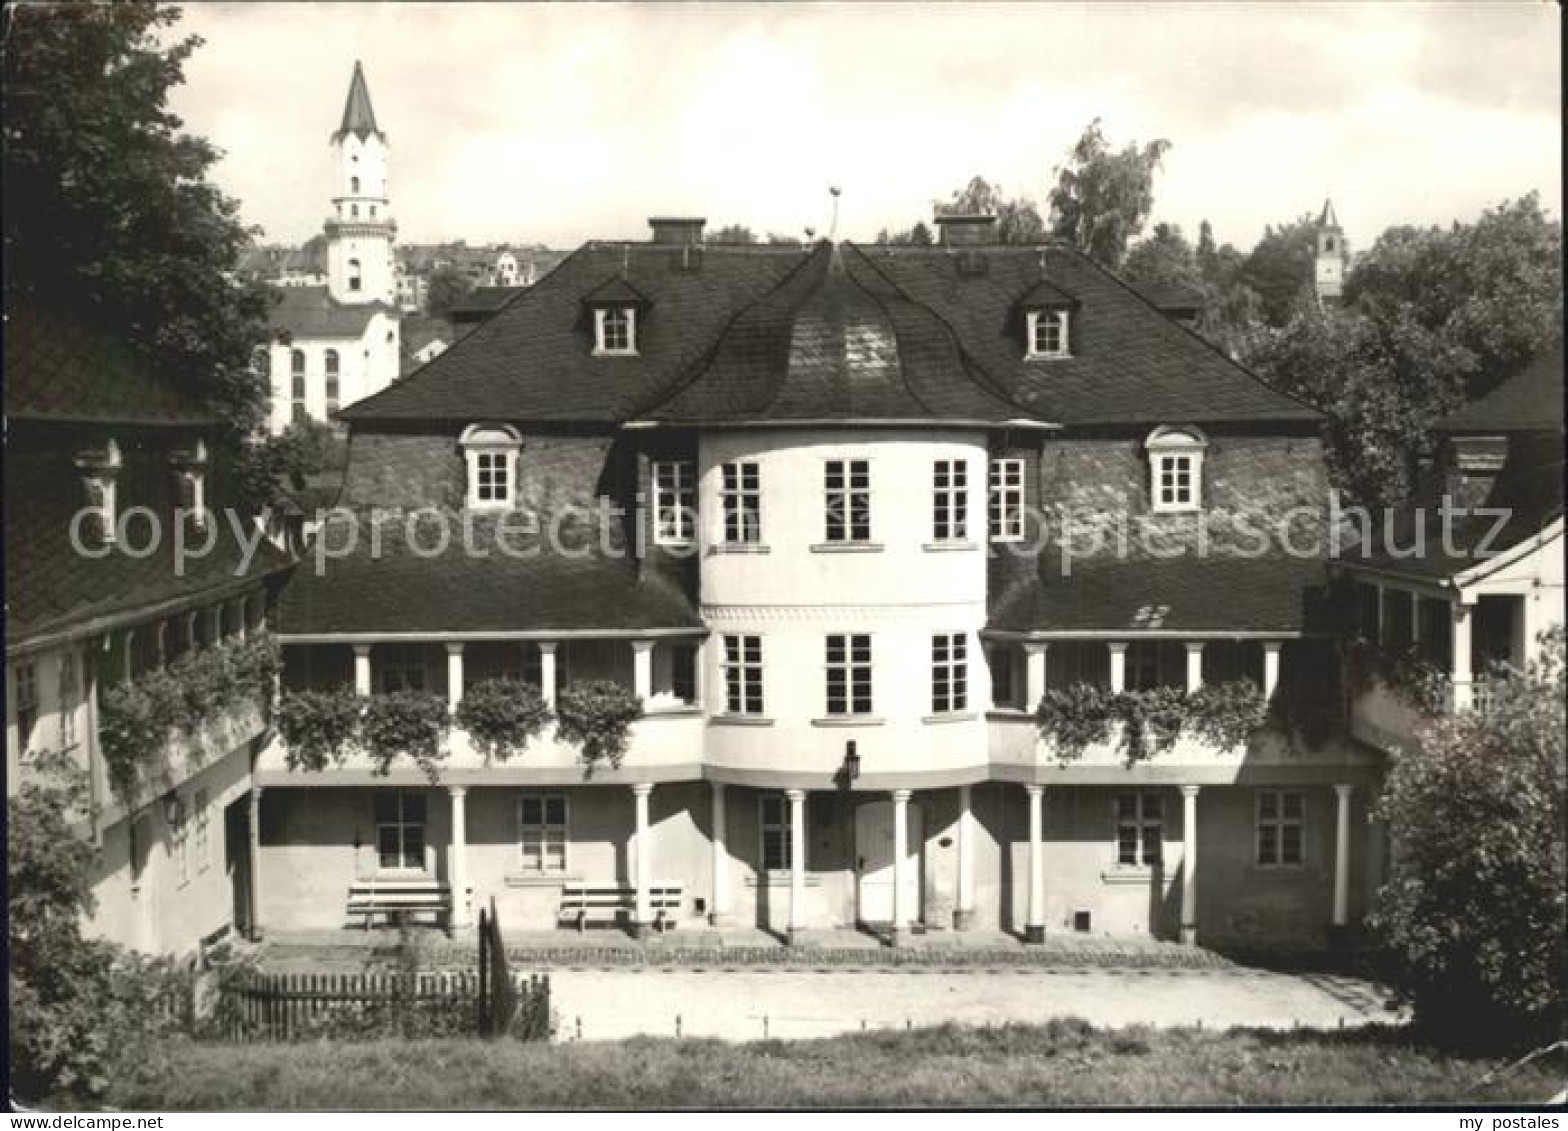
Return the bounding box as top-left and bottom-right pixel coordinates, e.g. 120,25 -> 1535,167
216,969 -> 550,1042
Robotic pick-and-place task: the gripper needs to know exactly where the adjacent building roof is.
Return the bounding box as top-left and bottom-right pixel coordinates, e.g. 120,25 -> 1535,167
1433,343 -> 1564,434
270,286 -> 398,339
448,286 -> 525,323
4,302 -> 220,426
333,60 -> 384,142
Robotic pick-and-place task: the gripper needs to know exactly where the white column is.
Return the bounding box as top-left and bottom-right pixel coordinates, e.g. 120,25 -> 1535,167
709,782 -> 731,927
786,788 -> 806,945
955,784 -> 975,931
538,642 -> 557,706
1180,785 -> 1200,945
1024,784 -> 1045,944
632,640 -> 654,701
353,644 -> 372,695
1410,592 -> 1423,648
233,598 -> 248,641
1450,602 -> 1474,711
248,786 -> 264,940
1023,642 -> 1049,709
1108,643 -> 1129,693
445,643 -> 464,712
122,629 -> 135,685
448,786 -> 471,930
892,789 -> 912,946
1185,642 -> 1205,693
1262,642 -> 1283,700
631,783 -> 653,937
1332,784 -> 1353,929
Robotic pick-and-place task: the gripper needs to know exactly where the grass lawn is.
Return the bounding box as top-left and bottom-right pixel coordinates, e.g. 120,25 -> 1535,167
110,1020 -> 1563,1109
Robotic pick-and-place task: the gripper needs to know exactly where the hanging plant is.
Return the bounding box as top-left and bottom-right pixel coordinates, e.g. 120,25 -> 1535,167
454,678 -> 553,763
277,687 -> 364,772
553,680 -> 644,776
361,691 -> 451,782
1113,686 -> 1187,764
1034,682 -> 1113,763
1187,679 -> 1268,751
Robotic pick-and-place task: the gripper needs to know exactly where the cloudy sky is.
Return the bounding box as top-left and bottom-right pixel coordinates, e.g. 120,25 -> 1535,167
169,2 -> 1561,251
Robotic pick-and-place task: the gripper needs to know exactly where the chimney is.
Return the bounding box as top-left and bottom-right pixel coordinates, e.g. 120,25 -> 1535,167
648,217 -> 706,246
934,213 -> 999,247
1443,435 -> 1509,509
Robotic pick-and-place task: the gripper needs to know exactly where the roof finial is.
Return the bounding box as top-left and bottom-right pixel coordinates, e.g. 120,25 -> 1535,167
621,243 -> 630,277
828,185 -> 842,242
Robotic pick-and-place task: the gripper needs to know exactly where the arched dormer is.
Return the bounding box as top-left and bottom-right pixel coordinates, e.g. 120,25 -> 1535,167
1145,425 -> 1207,513
73,438 -> 123,546
460,424 -> 523,510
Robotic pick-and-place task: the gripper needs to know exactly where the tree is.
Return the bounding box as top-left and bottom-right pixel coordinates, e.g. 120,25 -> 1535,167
1047,119 -> 1170,269
3,3 -> 273,433
1122,222 -> 1202,292
234,418 -> 349,514
708,224 -> 757,245
875,222 -> 934,246
936,176 -> 1045,244
1372,628 -> 1566,1050
1240,214 -> 1320,327
425,264 -> 474,319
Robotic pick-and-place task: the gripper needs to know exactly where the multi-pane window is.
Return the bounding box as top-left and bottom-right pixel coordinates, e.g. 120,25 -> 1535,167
720,461 -> 761,545
1116,792 -> 1164,867
376,791 -> 427,872
760,793 -> 792,871
670,644 -> 698,704
825,634 -> 873,716
518,792 -> 568,874
824,459 -> 871,543
291,349 -> 306,378
986,644 -> 1019,709
596,307 -> 635,354
1156,453 -> 1196,510
722,635 -> 764,715
378,644 -> 427,692
58,652 -> 78,748
932,460 -> 968,541
1256,790 -> 1305,867
474,451 -> 511,505
988,459 -> 1025,542
1029,310 -> 1070,357
931,633 -> 969,714
652,461 -> 695,544
14,663 -> 37,749
348,258 -> 363,292
194,788 -> 211,873
324,349 -> 340,416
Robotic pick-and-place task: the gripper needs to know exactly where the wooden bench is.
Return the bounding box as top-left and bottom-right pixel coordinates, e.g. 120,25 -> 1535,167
559,881 -> 683,933
347,877 -> 452,932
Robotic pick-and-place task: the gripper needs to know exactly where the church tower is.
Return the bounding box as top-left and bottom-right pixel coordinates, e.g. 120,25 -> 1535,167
1313,197 -> 1345,306
326,61 -> 396,305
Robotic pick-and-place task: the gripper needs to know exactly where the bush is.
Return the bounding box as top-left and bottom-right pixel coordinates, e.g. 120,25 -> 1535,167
1187,680 -> 1268,750
1113,685 -> 1186,762
361,691 -> 451,782
455,679 -> 553,763
554,681 -> 644,774
1035,683 -> 1114,761
277,687 -> 364,772
1371,627 -> 1566,1050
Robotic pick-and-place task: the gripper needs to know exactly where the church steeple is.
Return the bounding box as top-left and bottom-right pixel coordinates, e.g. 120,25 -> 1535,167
1314,196 -> 1346,306
333,60 -> 384,143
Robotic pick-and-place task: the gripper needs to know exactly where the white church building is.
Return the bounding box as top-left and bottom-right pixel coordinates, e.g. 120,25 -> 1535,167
265,62 -> 401,432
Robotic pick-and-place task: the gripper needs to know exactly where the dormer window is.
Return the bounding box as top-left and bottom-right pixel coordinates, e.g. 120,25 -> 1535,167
1026,309 -> 1070,358
73,439 -> 122,546
460,424 -> 523,510
171,439 -> 210,529
595,307 -> 637,355
1146,426 -> 1208,514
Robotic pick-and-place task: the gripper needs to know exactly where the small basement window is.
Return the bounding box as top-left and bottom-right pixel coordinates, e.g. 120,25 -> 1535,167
460,424 -> 523,510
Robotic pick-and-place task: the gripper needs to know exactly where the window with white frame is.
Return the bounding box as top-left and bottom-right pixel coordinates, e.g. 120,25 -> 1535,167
460,424 -> 523,510
518,792 -> 568,874
720,461 -> 761,544
824,459 -> 871,543
594,307 -> 637,355
931,633 -> 968,714
14,663 -> 38,750
57,652 -> 78,749
324,349 -> 340,416
1146,426 -> 1207,513
378,644 -> 428,692
988,458 -> 1025,542
722,634 -> 764,715
760,793 -> 792,871
652,460 -> 695,545
825,633 -> 873,716
194,787 -> 211,873
932,460 -> 969,541
1115,791 -> 1164,867
1256,789 -> 1305,867
74,439 -> 121,546
375,790 -> 427,872
1027,309 -> 1070,358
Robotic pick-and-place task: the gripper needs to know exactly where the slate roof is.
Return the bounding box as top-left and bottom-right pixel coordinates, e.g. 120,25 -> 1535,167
270,286 -> 398,339
334,61 -> 384,142
641,243 -> 1042,425
1433,344 -> 1564,434
275,512 -> 700,634
4,303 -> 219,426
988,554 -> 1331,634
